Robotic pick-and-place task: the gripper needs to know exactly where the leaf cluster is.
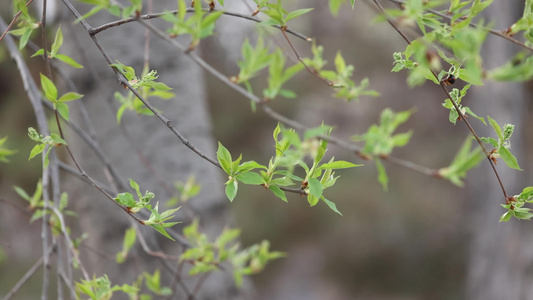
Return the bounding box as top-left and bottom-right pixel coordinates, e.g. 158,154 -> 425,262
14,180 -> 76,235
352,108 -> 414,190
166,176 -> 201,206
162,0 -> 223,51
254,0 -> 313,27
27,127 -> 67,168
40,74 -> 84,122
232,37 -> 303,102
114,179 -> 180,241
8,0 -> 40,49
180,219 -> 284,287
319,51 -> 380,102
32,27 -> 83,68
500,187 -> 533,222
75,275 -> 139,300
111,61 -> 174,123
480,116 -> 521,170
442,84 -> 485,125
438,136 -> 484,186
217,124 -> 359,215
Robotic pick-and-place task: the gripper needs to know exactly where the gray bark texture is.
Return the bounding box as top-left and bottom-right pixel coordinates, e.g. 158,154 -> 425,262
466,1 -> 532,299
62,1 -> 254,298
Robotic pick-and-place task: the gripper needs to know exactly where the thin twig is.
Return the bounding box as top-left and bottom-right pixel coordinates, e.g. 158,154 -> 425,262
280,28 -> 334,87
189,272 -> 211,300
50,206 -> 91,281
134,224 -> 181,260
89,8 -> 310,41
2,245 -> 55,300
58,161 -> 192,246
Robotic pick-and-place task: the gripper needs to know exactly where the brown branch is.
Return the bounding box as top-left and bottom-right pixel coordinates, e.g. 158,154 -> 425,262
280,28 -> 334,87
134,225 -> 181,260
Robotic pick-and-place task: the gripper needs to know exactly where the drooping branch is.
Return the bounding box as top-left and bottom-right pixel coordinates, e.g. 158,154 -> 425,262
371,0 -> 509,201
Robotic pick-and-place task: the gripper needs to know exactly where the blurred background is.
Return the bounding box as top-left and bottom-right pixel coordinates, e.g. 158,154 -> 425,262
1,0 -> 532,299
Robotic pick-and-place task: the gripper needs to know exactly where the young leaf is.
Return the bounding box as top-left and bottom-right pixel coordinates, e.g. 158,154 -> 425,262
269,185 -> 288,202
57,92 -> 83,103
319,161 -> 361,170
217,142 -> 233,175
285,8 -> 313,22
56,103 -> 70,121
235,172 -> 264,185
307,178 -> 323,199
375,159 -> 388,192
40,74 -> 57,102
322,197 -> 342,216
487,115 -> 503,140
499,147 -> 522,170
115,193 -> 136,207
29,144 -> 46,160
225,180 -> 238,202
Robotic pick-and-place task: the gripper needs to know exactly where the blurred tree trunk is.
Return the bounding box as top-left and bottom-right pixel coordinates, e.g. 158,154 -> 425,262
466,1 -> 530,299
63,1 -> 253,298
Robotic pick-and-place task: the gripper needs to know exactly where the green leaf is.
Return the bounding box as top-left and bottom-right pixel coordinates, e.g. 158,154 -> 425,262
19,28 -> 32,50
217,142 -> 233,175
285,8 -> 313,22
150,223 -> 175,241
55,54 -> 83,68
14,186 -> 31,201
392,131 -> 413,147
225,180 -> 238,202
56,103 -> 70,121
350,0 -> 355,8
269,185 -> 287,202
314,139 -> 328,165
329,0 -> 343,16
487,115 -> 503,140
307,178 -> 323,199
235,172 -> 264,185
50,26 -> 63,57
29,144 -> 46,160
31,48 -> 45,57
40,73 -> 57,102
322,197 -> 342,216
57,92 -> 83,103
307,194 -> 319,206
238,161 -> 266,173
499,147 -> 522,170
518,187 -> 533,202
319,161 -> 361,169
375,159 -> 388,191
115,193 -> 136,207
499,210 -> 512,222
